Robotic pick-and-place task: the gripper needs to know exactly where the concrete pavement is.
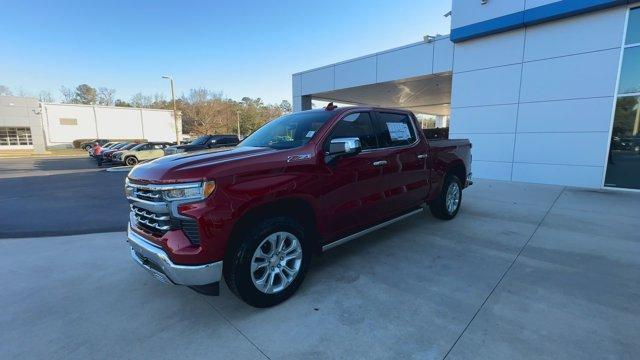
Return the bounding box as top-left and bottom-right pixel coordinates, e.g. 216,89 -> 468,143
1,180 -> 638,359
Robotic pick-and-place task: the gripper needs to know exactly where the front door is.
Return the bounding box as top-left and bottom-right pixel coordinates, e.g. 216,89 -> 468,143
320,111 -> 389,240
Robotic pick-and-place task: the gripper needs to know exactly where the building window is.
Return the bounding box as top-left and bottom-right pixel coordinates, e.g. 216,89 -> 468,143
59,118 -> 78,125
0,127 -> 33,146
626,7 -> 640,45
605,7 -> 640,189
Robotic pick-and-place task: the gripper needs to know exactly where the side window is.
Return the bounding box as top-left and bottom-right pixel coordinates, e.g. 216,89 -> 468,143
326,112 -> 378,150
375,112 -> 417,147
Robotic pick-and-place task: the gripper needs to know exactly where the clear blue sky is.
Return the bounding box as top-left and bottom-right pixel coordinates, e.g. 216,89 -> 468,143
0,0 -> 451,104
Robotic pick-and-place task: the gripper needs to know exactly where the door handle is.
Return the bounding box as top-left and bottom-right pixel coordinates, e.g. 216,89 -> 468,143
372,160 -> 388,167
417,154 -> 428,159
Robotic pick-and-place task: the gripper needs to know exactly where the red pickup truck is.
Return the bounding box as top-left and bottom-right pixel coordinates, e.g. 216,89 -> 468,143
125,106 -> 472,307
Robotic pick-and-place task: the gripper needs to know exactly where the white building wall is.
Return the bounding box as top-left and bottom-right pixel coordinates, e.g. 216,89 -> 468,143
141,109 -> 181,142
43,104 -> 98,144
42,103 -> 179,147
450,7 -> 626,188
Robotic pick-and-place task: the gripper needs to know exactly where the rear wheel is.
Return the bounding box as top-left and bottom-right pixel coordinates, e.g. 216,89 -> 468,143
429,174 -> 462,220
125,156 -> 138,166
224,216 -> 310,308
83,144 -> 92,151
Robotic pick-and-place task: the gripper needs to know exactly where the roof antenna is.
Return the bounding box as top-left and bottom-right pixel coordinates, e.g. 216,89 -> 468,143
325,102 -> 337,110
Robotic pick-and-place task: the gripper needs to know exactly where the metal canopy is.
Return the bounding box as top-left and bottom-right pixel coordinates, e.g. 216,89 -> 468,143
312,73 -> 452,116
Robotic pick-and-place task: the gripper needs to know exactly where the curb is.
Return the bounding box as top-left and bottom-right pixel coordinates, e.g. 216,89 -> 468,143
105,166 -> 133,172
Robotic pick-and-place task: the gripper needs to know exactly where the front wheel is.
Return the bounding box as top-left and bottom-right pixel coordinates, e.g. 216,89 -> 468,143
429,174 -> 462,220
125,156 -> 138,166
84,144 -> 92,151
224,216 -> 311,308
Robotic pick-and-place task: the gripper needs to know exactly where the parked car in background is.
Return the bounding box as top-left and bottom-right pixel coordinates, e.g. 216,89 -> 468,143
89,142 -> 118,156
125,105 -> 472,307
113,142 -> 173,166
164,135 -> 239,155
95,142 -> 126,157
99,143 -> 140,165
81,139 -> 110,151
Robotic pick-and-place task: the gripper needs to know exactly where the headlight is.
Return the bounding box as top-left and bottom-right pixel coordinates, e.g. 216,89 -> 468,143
124,179 -> 216,202
162,181 -> 216,201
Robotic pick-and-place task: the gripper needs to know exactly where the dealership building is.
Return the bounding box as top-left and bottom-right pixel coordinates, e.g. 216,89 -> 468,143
293,0 -> 640,190
0,96 -> 181,153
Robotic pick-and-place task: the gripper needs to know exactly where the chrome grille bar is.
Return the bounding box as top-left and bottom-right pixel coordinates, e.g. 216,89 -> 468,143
131,205 -> 170,221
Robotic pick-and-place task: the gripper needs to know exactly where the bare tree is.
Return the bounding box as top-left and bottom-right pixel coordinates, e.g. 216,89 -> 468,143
15,87 -> 32,97
187,88 -> 222,104
59,86 -> 74,103
97,87 -> 116,106
130,93 -> 153,108
0,85 -> 12,96
38,91 -> 54,102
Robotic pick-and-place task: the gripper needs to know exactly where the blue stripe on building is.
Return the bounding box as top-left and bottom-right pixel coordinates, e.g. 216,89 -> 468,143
451,0 -> 639,42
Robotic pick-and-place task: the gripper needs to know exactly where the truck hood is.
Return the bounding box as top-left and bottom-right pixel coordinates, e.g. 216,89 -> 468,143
128,146 -> 277,183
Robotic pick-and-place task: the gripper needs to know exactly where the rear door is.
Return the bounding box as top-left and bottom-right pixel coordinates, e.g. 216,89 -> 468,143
143,144 -> 166,159
320,111 -> 390,239
371,111 -> 430,216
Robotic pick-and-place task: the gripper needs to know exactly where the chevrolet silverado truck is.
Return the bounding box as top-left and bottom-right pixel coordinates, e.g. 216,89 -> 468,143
125,105 -> 472,307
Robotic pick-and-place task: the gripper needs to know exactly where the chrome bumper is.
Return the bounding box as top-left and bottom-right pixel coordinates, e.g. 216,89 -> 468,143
126,224 -> 222,286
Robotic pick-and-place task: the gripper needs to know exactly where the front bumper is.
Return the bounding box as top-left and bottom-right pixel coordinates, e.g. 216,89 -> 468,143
126,224 -> 222,286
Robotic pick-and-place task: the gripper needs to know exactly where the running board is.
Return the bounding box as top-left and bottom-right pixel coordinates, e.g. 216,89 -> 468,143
322,207 -> 424,252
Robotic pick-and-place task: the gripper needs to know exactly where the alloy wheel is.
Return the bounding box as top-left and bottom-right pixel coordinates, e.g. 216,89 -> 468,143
446,182 -> 460,215
250,231 -> 303,294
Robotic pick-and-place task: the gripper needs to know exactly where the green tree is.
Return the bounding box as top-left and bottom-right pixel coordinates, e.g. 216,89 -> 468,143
74,84 -> 98,104
279,100 -> 292,113
114,99 -> 132,107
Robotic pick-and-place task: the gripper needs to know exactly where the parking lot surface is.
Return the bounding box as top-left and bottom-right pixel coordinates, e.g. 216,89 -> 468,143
1,179 -> 638,359
0,157 -> 128,237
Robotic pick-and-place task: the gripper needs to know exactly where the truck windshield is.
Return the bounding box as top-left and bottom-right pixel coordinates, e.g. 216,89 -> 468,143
240,111 -> 335,150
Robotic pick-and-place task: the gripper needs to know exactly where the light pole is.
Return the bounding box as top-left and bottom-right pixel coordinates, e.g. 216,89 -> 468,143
236,110 -> 241,139
161,75 -> 180,144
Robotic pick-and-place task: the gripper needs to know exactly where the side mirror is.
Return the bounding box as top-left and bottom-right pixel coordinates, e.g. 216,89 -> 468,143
327,137 -> 362,156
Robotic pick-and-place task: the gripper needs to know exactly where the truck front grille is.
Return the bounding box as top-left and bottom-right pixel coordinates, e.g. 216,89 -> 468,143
127,181 -> 201,245
134,188 -> 164,202
131,204 -> 171,235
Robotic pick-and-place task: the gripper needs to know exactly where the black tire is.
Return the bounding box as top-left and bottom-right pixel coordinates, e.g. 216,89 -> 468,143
125,156 -> 138,166
224,216 -> 311,308
84,144 -> 92,151
429,174 -> 462,220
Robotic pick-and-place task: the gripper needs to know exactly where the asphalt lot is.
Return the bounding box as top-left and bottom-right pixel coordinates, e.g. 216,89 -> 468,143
0,156 -> 129,238
1,177 -> 638,359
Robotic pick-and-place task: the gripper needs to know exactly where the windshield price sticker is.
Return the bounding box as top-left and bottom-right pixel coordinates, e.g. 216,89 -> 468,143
387,122 -> 411,141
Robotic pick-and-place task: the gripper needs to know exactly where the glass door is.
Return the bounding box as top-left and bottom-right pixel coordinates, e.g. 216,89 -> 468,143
605,6 -> 640,189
